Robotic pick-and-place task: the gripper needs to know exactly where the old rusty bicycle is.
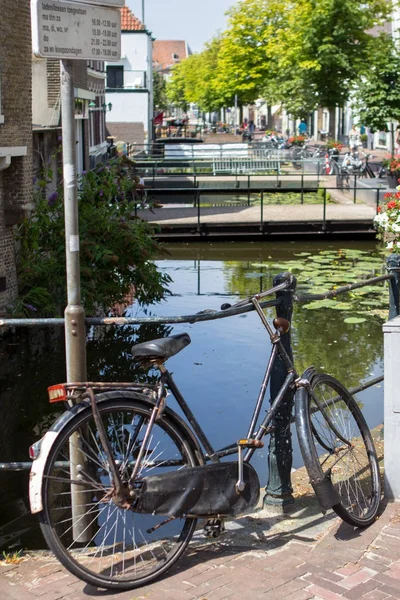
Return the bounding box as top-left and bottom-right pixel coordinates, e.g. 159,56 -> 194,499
29,273 -> 381,590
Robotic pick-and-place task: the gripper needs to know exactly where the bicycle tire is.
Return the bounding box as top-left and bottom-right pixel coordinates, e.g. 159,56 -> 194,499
39,396 -> 203,590
295,373 -> 381,527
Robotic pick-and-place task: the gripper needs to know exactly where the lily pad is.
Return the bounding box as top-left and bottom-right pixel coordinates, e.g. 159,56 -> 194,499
343,317 -> 367,324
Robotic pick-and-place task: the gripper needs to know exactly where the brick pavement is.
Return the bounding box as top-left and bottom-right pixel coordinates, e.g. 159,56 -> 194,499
1,501 -> 400,600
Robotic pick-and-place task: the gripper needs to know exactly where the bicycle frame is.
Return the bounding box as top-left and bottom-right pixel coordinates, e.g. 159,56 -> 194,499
151,290 -> 299,467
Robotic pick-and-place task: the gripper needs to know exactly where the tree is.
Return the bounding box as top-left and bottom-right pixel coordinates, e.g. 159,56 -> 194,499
153,71 -> 168,112
166,37 -> 224,113
263,0 -> 390,125
166,0 -> 390,127
352,35 -> 400,155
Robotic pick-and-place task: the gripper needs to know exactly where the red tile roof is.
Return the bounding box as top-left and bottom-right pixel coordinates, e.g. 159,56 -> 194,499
120,6 -> 145,31
153,40 -> 191,71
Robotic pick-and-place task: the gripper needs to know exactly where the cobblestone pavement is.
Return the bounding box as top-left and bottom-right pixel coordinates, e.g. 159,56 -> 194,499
2,501 -> 400,600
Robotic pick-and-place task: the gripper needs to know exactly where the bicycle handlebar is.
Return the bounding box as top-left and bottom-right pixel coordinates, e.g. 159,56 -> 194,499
220,273 -> 294,311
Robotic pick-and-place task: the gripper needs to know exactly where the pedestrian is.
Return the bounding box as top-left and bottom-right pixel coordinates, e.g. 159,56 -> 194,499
298,119 -> 308,136
348,124 -> 361,152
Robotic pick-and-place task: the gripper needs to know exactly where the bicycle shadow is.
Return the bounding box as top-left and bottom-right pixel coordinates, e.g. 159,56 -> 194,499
81,494 -> 338,597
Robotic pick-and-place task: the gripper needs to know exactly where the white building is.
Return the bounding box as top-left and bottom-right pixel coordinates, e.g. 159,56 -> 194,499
105,7 -> 153,146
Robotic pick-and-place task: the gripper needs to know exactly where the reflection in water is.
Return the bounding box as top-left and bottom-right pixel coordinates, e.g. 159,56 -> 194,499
0,239 -> 385,551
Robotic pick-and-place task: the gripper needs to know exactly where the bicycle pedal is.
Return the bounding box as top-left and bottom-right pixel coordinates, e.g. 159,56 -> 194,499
237,439 -> 264,448
203,519 -> 225,539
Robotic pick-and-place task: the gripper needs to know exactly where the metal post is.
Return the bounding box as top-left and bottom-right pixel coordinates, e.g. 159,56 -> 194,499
248,174 -> 250,206
387,254 -> 400,320
353,174 -> 357,204
60,60 -> 89,541
197,189 -> 201,232
301,174 -> 304,204
376,188 -> 380,214
323,188 -> 327,231
264,272 -> 297,507
234,94 -> 238,134
260,190 -> 264,231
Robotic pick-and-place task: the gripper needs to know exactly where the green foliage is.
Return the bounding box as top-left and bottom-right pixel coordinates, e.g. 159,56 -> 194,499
352,35 -> 400,132
13,157 -> 171,317
166,37 -> 223,112
167,0 -> 390,118
153,71 -> 168,112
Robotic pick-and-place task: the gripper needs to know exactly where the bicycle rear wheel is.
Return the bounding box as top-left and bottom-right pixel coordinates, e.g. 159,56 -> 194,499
39,397 -> 202,590
296,373 -> 381,527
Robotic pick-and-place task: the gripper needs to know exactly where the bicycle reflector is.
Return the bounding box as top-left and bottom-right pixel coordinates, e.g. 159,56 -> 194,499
48,384 -> 67,403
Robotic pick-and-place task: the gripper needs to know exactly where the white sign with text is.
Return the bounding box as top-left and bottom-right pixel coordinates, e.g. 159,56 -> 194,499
31,0 -> 121,61
68,0 -> 124,6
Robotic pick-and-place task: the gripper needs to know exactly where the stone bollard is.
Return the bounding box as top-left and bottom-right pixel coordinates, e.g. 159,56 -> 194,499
264,272 -> 297,508
383,253 -> 400,500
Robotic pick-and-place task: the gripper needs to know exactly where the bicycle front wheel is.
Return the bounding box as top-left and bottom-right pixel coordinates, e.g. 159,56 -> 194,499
39,397 -> 202,590
296,373 -> 381,527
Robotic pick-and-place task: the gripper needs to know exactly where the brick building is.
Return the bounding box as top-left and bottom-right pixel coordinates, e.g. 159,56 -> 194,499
0,0 -> 32,314
153,40 -> 192,78
32,58 -> 108,184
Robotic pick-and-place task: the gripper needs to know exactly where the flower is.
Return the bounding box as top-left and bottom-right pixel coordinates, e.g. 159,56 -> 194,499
327,139 -> 344,151
288,135 -> 306,146
25,303 -> 37,312
47,191 -> 58,206
374,192 -> 400,251
382,155 -> 400,172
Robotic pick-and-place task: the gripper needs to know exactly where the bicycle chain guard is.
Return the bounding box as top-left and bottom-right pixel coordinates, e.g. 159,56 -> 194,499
132,461 -> 260,518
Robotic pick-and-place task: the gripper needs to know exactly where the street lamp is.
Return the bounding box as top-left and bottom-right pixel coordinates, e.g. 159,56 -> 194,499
88,101 -> 113,112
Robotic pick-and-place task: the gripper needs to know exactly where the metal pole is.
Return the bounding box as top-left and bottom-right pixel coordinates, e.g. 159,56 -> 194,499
323,188 -> 327,230
264,273 -> 297,507
353,174 -> 357,204
387,254 -> 400,320
142,0 -> 145,25
60,60 -> 89,542
260,191 -> 264,231
301,174 -> 304,204
234,94 -> 238,134
376,188 -> 380,214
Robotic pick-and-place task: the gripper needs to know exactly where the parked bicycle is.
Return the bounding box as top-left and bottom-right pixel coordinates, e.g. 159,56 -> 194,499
29,274 -> 381,590
292,142 -> 326,168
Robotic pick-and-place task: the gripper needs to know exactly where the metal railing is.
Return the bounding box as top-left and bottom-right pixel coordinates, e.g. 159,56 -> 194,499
1,260 -> 397,488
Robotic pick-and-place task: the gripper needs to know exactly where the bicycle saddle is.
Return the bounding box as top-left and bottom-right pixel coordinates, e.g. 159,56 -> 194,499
131,333 -> 191,363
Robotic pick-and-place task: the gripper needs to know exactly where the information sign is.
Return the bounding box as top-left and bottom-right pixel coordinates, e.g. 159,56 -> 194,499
68,0 -> 124,7
31,0 -> 121,61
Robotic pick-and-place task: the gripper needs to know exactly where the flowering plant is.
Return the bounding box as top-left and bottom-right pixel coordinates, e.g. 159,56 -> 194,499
327,139 -> 343,151
374,182 -> 400,251
288,135 -> 306,146
381,155 -> 400,172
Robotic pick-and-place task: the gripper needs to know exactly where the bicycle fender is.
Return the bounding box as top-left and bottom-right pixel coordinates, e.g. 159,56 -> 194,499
29,401 -> 91,514
295,377 -> 341,511
29,431 -> 59,514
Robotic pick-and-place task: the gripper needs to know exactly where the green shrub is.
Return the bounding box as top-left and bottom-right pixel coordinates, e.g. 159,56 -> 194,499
13,157 -> 171,317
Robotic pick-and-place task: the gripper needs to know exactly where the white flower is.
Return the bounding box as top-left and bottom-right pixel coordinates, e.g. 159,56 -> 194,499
374,213 -> 390,230
387,241 -> 394,250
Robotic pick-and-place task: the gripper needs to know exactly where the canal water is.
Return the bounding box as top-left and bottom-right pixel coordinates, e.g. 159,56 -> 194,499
0,239 -> 387,551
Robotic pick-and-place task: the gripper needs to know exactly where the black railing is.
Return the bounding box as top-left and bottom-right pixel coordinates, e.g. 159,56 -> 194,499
1,255 -> 399,502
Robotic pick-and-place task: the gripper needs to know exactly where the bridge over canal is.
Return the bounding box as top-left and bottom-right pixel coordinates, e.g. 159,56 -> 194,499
138,196 -> 377,240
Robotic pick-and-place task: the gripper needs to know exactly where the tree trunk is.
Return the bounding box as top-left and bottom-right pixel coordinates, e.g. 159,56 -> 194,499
328,107 -> 337,139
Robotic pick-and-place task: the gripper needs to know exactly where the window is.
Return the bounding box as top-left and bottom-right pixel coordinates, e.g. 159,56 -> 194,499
106,66 -> 124,89
172,53 -> 179,60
